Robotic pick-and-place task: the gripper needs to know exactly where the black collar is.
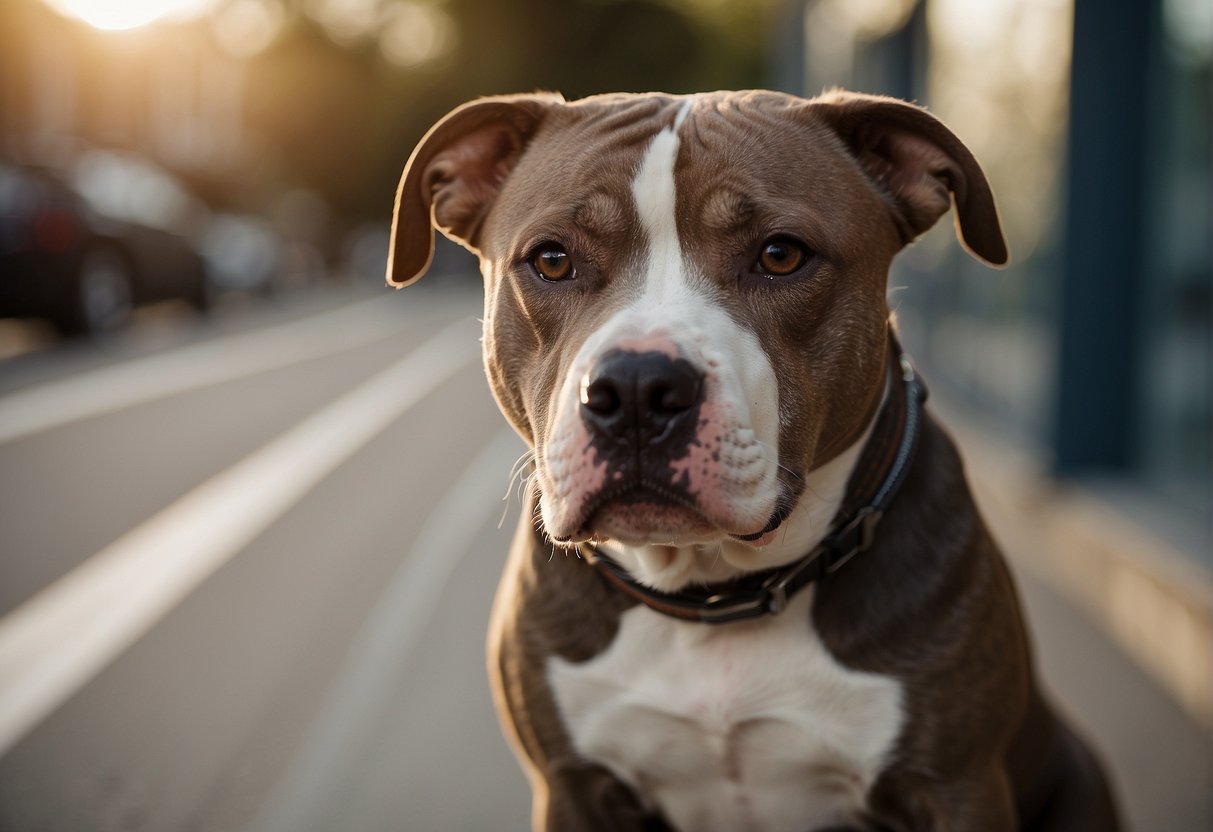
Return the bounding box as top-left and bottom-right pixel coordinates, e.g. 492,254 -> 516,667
582,332 -> 928,625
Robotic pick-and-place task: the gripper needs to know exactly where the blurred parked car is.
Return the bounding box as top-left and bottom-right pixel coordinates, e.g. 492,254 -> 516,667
0,157 -> 208,336
341,221 -> 390,286
200,212 -> 285,298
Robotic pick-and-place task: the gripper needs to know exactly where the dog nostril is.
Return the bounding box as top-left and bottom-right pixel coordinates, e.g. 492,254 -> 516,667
650,378 -> 699,414
581,376 -> 621,415
580,350 -> 704,439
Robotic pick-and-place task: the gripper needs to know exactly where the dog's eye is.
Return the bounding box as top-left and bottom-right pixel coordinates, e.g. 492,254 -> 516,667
530,245 -> 574,281
756,237 -> 809,276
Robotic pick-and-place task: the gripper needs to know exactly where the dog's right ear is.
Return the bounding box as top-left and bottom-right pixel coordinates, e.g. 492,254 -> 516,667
387,93 -> 562,288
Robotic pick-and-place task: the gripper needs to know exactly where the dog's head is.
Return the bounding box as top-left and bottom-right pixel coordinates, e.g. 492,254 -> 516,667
388,90 -> 1004,584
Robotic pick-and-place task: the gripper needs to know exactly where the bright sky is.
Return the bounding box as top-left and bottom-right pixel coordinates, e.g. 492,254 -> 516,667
39,0 -> 454,66
42,0 -> 217,31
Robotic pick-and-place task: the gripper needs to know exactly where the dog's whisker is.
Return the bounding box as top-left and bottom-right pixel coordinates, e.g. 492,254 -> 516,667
754,440 -> 804,483
508,447 -> 538,479
500,448 -> 540,528
887,285 -> 910,316
517,471 -> 538,505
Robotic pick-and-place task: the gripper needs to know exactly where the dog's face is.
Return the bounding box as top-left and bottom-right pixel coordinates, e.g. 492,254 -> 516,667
389,90 -> 1004,557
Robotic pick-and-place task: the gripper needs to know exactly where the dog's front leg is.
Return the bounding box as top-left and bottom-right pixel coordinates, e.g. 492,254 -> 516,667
872,768 -> 1018,832
918,771 -> 1018,832
535,761 -> 671,832
489,525 -> 666,832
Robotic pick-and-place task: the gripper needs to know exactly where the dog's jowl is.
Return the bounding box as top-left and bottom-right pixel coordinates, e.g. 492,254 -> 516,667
387,90 -> 1121,832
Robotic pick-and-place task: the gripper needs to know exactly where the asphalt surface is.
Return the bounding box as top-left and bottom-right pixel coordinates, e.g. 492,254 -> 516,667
0,284 -> 1208,831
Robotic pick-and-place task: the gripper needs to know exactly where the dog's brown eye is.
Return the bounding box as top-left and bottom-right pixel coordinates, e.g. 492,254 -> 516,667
531,245 -> 573,281
757,238 -> 808,276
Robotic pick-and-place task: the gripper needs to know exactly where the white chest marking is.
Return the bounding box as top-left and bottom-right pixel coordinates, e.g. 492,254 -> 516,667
548,595 -> 904,832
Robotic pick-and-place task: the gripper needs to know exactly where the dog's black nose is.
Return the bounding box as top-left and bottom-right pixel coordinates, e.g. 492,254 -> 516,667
580,350 -> 703,444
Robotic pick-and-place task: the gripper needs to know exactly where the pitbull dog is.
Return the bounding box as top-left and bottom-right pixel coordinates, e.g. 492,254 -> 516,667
386,90 -> 1120,832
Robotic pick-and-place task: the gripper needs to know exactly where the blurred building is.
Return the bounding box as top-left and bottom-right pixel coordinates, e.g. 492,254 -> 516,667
780,0 -> 1211,724
0,0 -> 357,309
0,1 -> 249,187
782,0 -> 1210,548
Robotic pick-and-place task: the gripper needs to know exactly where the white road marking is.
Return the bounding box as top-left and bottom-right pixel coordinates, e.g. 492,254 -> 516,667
0,317 -> 481,757
0,293 -> 454,445
247,427 -> 524,832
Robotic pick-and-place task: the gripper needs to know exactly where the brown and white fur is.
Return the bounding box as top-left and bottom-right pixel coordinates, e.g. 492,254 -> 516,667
387,90 -> 1120,832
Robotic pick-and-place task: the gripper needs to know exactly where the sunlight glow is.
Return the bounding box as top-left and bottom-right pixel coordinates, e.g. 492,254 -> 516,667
379,2 -> 456,68
43,0 -> 217,31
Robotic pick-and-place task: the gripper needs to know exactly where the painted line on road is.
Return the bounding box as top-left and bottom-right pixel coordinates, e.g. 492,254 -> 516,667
248,427 -> 524,832
0,317 -> 482,757
0,292 -> 459,445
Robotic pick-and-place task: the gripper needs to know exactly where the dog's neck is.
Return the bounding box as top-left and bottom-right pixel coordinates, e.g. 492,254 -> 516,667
593,394 -> 882,594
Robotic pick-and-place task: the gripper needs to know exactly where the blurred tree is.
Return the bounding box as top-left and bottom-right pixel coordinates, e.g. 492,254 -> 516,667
241,0 -> 773,221
243,16 -> 382,216
3,0 -> 775,230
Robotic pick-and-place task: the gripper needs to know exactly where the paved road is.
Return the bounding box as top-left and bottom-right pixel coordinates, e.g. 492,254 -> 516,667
0,284 -> 1208,831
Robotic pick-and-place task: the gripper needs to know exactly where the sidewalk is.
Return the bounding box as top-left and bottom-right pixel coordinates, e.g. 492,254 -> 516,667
937,397 -> 1213,832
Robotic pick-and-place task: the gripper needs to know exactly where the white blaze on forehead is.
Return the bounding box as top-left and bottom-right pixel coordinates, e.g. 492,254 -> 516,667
631,98 -> 694,301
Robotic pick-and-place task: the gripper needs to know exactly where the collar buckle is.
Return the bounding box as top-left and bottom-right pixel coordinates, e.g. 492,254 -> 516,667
698,542 -> 836,624
760,548 -> 823,611
699,592 -> 769,625
823,506 -> 883,574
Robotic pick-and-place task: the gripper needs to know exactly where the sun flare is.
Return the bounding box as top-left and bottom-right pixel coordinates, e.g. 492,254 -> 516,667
43,0 -> 216,31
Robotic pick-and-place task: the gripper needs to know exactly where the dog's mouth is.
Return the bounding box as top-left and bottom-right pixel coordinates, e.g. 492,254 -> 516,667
546,481 -> 708,545
550,478 -> 794,547
729,498 -> 794,543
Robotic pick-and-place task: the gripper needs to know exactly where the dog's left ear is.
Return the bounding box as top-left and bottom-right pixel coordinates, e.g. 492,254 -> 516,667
812,91 -> 1009,267
387,93 -> 563,287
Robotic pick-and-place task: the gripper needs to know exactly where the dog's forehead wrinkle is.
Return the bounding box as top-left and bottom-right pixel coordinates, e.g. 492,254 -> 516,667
543,95 -> 686,166
702,187 -> 758,233
571,191 -> 627,238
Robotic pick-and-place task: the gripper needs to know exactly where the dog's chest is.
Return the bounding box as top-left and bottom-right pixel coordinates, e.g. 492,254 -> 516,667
547,594 -> 904,832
